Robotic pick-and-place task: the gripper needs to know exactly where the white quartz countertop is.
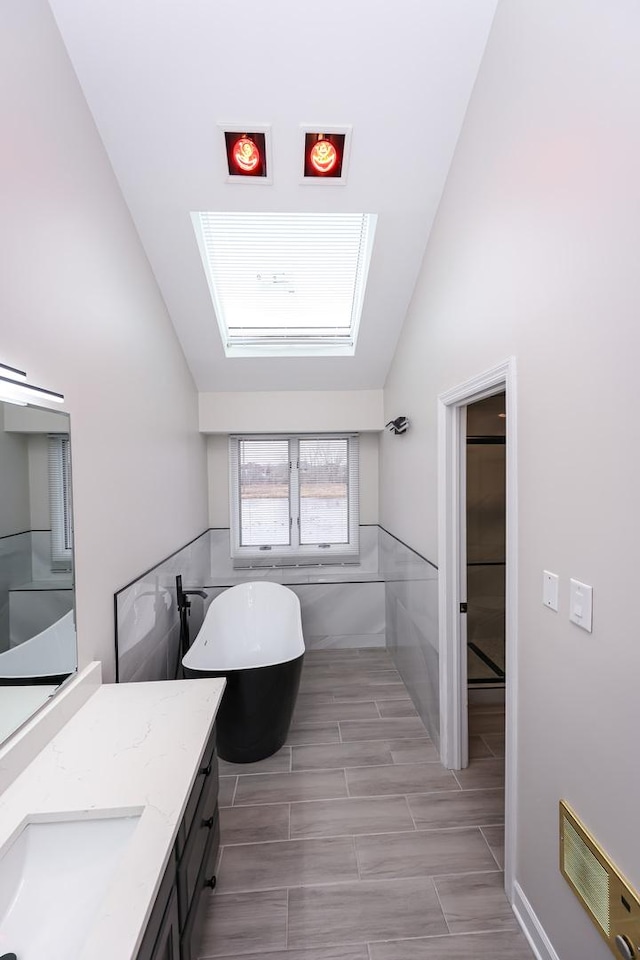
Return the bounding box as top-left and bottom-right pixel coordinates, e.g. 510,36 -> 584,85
0,677 -> 225,960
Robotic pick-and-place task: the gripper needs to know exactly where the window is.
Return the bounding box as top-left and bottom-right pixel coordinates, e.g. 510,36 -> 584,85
48,434 -> 73,571
229,435 -> 359,564
192,212 -> 377,358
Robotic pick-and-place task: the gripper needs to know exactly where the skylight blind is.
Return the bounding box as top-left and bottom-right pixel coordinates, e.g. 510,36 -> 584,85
48,434 -> 73,571
195,212 -> 376,347
236,439 -> 291,547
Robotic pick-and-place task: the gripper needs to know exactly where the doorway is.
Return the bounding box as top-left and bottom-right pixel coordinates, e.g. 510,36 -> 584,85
437,358 -> 517,899
466,393 -> 506,692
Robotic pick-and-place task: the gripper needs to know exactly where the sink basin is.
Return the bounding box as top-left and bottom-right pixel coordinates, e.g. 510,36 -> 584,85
0,814 -> 141,960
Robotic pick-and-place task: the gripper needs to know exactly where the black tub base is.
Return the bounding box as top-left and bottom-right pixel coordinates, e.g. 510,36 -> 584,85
185,653 -> 304,763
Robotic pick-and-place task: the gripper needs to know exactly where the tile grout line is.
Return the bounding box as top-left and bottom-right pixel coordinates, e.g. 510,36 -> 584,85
215,868 -> 507,898
290,754 -> 440,774
229,784 -> 474,807
285,886 -> 290,950
226,786 -> 501,809
479,734 -> 497,757
342,766 -> 349,799
479,825 -> 503,869
352,833 -> 362,880
405,792 -> 419,831
291,735 -> 434,747
451,770 -> 463,790
229,822 -> 504,846
430,873 -> 453,936
217,825 -> 502,850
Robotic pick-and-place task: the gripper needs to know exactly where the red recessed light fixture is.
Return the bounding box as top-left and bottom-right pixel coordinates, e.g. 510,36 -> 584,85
304,132 -> 346,179
224,130 -> 268,179
310,138 -> 338,174
233,136 -> 261,173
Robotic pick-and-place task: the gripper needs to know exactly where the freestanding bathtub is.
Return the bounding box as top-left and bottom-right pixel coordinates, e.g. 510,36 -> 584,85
182,581 -> 305,763
0,609 -> 76,684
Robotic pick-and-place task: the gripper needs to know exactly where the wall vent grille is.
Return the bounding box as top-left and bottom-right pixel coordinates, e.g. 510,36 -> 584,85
563,816 -> 610,934
560,800 -> 640,958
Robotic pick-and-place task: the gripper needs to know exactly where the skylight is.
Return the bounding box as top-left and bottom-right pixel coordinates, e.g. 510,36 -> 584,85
192,211 -> 377,357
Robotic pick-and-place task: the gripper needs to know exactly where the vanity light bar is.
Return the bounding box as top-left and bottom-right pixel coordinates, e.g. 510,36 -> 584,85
0,373 -> 64,404
0,362 -> 27,378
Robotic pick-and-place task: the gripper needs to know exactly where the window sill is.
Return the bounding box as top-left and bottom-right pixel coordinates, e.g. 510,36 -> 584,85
232,555 -> 360,570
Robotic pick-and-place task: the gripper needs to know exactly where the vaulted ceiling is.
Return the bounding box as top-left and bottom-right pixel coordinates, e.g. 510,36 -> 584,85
48,0 -> 497,392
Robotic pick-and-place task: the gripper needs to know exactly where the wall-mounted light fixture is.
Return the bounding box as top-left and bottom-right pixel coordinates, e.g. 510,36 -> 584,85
386,416 -> 409,435
0,362 -> 64,407
301,125 -> 351,184
220,124 -> 272,183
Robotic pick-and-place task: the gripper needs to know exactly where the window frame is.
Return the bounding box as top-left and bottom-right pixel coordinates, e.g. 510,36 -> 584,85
48,433 -> 73,572
229,433 -> 359,566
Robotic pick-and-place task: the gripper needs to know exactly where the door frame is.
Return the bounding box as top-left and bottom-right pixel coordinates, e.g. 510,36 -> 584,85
437,357 -> 518,898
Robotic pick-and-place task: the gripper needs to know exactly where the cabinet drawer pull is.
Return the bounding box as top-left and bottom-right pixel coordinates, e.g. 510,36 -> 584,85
202,816 -> 215,830
199,762 -> 212,776
204,875 -> 216,890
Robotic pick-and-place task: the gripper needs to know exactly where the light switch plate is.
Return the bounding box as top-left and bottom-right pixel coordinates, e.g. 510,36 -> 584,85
543,571 -> 559,611
569,578 -> 593,632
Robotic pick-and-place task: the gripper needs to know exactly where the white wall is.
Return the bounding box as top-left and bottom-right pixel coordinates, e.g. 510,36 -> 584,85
359,434 -> 379,524
207,436 -> 230,529
199,390 -> 384,433
207,432 -> 379,528
381,3 -> 640,957
0,0 -> 208,680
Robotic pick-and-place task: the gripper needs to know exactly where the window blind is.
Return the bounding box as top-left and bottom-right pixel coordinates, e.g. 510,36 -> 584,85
194,212 -> 376,348
299,438 -> 350,544
48,434 -> 73,571
237,439 -> 291,548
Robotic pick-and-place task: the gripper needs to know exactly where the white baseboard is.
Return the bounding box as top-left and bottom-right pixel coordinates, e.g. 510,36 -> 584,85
512,881 -> 561,960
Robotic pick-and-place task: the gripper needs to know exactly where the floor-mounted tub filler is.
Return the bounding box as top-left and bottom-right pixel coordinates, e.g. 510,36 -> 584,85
183,581 -> 305,763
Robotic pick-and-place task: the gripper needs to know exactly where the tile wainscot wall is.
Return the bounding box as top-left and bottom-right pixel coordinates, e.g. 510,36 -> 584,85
115,526 -> 439,743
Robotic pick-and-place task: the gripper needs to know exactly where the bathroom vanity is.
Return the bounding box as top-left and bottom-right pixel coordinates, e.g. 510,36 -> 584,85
136,706 -> 221,960
0,672 -> 225,960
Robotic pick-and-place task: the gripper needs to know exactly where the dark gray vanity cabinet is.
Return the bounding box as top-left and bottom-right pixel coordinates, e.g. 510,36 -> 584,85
135,854 -> 180,960
149,888 -> 180,960
136,726 -> 220,960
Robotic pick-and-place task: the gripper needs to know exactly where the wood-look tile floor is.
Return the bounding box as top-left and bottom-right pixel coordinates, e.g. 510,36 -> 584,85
199,650 -> 533,959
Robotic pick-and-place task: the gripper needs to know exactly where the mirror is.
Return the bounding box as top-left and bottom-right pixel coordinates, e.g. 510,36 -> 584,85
0,400 -> 77,745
